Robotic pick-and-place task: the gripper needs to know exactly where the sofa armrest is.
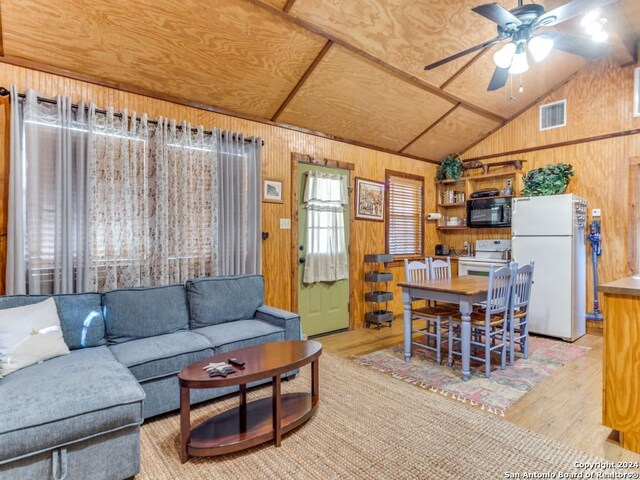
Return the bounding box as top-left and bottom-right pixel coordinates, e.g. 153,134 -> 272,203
255,305 -> 302,341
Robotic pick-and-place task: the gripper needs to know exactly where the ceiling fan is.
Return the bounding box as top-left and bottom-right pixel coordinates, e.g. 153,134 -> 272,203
425,0 -> 616,91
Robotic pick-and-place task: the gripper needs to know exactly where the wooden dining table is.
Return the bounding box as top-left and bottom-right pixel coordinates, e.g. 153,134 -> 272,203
398,275 -> 490,382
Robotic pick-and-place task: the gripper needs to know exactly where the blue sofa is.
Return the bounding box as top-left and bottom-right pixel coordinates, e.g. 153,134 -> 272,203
0,275 -> 301,480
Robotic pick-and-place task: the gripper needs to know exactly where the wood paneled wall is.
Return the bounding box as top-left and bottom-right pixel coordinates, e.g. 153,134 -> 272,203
0,62 -> 438,327
461,57 -> 640,332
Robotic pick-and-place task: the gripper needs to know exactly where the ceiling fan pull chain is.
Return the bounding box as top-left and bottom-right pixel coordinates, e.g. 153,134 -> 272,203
519,73 -> 525,94
508,75 -> 515,102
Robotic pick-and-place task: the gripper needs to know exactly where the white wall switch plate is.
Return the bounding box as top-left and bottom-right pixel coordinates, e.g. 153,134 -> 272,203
280,218 -> 291,229
592,209 -> 601,217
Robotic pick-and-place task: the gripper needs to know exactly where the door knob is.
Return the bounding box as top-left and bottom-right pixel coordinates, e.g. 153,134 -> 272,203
299,257 -> 306,264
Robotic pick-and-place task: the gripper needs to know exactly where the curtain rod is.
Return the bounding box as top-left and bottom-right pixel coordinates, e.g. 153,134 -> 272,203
0,87 -> 264,146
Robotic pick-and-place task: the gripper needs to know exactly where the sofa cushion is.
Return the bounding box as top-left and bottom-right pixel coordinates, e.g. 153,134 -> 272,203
0,298 -> 70,377
109,331 -> 213,382
193,319 -> 285,354
186,275 -> 264,328
0,346 -> 144,464
102,284 -> 189,345
0,293 -> 106,350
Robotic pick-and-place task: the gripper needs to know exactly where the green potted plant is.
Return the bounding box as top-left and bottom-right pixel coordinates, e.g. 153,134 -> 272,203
436,153 -> 464,181
521,163 -> 574,197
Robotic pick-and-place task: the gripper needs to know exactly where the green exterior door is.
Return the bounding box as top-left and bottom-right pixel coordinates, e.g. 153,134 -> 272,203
297,163 -> 350,337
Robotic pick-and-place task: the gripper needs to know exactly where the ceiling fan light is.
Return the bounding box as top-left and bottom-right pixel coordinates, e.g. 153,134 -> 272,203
580,9 -> 601,28
584,20 -> 603,36
528,36 -> 554,62
509,49 -> 529,75
592,30 -> 608,43
493,42 -> 516,69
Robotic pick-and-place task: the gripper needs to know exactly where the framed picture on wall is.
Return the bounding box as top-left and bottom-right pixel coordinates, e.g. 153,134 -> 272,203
263,178 -> 283,203
355,177 -> 385,222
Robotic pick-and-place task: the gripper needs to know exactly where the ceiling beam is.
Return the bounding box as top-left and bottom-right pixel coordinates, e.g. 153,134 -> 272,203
463,128 -> 640,162
271,40 -> 333,121
0,55 -> 441,165
399,104 -> 460,154
283,0 -> 297,13
248,0 -> 507,124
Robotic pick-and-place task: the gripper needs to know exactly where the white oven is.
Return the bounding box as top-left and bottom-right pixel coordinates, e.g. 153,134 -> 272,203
458,259 -> 510,276
458,239 -> 511,277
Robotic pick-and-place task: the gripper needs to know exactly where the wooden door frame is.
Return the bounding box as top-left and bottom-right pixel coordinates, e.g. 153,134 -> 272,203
628,156 -> 640,276
290,152 -> 356,330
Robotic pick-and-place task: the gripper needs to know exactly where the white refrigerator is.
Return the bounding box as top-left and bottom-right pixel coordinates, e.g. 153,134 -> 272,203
511,194 -> 587,341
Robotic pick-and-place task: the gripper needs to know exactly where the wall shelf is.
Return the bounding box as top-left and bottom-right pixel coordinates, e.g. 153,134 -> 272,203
436,225 -> 467,231
437,202 -> 466,208
433,165 -> 522,235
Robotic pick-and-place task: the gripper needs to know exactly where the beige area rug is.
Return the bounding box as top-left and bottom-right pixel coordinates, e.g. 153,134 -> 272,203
139,352 -> 606,480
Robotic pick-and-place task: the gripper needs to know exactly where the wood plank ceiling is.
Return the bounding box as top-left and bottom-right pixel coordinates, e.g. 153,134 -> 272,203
1,0 -> 638,163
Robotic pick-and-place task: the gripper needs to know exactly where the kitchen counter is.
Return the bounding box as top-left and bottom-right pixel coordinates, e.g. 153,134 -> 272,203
598,276 -> 640,296
600,276 -> 640,454
433,254 -> 464,262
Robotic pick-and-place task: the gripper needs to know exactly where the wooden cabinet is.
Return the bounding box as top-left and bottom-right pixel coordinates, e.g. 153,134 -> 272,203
600,278 -> 640,453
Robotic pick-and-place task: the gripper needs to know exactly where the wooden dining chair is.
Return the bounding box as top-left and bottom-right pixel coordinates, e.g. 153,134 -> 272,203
429,257 -> 452,280
508,261 -> 535,366
404,258 -> 456,364
448,265 -> 512,378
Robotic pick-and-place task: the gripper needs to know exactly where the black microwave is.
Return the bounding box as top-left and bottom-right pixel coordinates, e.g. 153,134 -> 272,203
466,197 -> 511,228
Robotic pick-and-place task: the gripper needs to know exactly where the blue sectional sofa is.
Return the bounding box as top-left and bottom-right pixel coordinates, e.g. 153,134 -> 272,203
0,275 -> 301,480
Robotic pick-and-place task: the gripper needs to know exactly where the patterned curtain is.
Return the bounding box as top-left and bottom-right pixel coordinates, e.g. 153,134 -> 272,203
88,112 -> 219,291
6,86 -> 259,294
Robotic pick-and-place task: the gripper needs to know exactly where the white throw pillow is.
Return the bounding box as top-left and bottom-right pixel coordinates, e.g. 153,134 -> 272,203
0,297 -> 70,377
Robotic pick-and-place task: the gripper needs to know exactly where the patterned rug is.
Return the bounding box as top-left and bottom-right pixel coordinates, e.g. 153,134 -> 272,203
354,336 -> 589,416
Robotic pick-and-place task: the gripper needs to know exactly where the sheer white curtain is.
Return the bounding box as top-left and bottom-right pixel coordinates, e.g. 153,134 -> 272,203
217,132 -> 261,275
6,87 -> 91,295
149,119 -> 218,285
89,113 -> 219,291
302,170 -> 349,283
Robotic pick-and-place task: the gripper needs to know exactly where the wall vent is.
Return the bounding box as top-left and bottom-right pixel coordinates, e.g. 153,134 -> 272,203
539,99 -> 567,131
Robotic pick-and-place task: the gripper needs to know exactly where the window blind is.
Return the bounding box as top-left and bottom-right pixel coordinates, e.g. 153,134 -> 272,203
386,174 -> 424,256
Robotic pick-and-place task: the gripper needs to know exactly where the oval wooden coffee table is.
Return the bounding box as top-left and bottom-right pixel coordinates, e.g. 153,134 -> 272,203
178,340 -> 322,462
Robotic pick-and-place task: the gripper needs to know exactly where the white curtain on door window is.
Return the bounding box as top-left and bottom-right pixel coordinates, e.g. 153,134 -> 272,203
217,132 -> 262,275
303,170 -> 349,283
6,87 -> 92,295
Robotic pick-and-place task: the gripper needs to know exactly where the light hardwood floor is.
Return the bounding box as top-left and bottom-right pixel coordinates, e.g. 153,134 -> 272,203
320,320 -> 640,462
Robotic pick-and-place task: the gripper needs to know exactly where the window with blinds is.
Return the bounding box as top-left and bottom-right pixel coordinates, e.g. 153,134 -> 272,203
386,172 -> 424,257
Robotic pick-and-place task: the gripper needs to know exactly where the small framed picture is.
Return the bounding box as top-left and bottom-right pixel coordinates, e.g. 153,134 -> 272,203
263,178 -> 283,203
355,177 -> 385,222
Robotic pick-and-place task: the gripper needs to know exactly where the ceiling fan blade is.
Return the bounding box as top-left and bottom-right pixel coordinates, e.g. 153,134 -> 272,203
487,66 -> 510,91
472,3 -> 522,29
548,33 -> 609,59
535,0 -> 617,28
425,37 -> 501,70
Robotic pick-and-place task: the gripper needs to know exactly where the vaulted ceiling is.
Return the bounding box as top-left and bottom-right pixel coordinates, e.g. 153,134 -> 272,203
1,0 -> 638,163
